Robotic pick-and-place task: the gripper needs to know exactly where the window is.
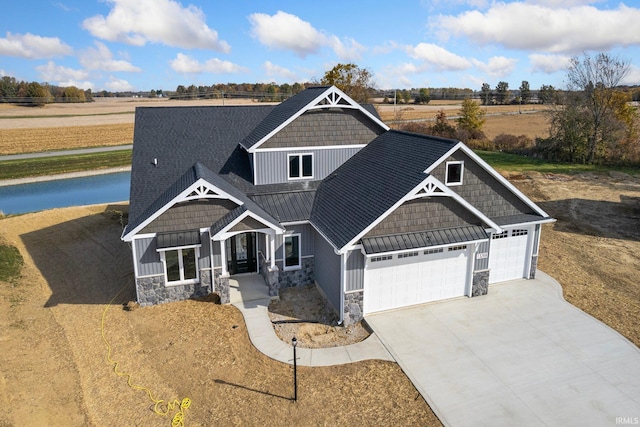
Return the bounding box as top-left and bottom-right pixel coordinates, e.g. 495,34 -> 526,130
161,247 -> 199,285
445,161 -> 464,186
283,234 -> 301,269
492,231 -> 508,239
371,255 -> 393,262
448,245 -> 467,252
424,248 -> 444,255
288,154 -> 313,179
512,229 -> 529,237
398,251 -> 419,258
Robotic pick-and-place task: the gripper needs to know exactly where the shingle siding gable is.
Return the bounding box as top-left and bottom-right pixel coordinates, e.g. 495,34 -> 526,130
431,150 -> 534,218
260,109 -> 384,149
141,199 -> 237,234
366,197 -> 482,237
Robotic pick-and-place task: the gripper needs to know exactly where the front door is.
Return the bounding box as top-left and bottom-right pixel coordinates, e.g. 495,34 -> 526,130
227,232 -> 257,275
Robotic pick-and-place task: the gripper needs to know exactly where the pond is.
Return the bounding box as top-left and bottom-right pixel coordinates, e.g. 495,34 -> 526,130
0,172 -> 130,215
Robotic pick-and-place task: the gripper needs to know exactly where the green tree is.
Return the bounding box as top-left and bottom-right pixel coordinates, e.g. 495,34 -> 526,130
538,85 -> 557,104
494,81 -> 510,104
480,83 -> 492,105
62,86 -> 86,102
320,63 -> 372,103
414,88 -> 431,104
456,98 -> 486,134
519,81 -> 531,104
430,109 -> 456,138
26,82 -> 52,106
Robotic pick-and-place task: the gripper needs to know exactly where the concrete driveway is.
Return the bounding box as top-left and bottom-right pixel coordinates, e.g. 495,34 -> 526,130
366,272 -> 640,427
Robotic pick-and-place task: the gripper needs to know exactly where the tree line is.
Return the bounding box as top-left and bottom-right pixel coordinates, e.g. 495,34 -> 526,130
0,76 -> 93,106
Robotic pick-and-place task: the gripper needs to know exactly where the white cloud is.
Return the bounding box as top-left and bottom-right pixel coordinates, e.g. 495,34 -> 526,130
104,76 -> 134,92
407,43 -> 472,71
80,41 -> 141,72
431,3 -> 640,53
328,36 -> 365,61
248,11 -> 365,60
0,32 -> 72,59
249,11 -> 325,57
622,65 -> 640,86
82,0 -> 230,51
529,53 -> 571,74
263,61 -> 298,81
472,56 -> 518,77
169,53 -> 246,74
36,61 -> 89,82
0,69 -> 5,77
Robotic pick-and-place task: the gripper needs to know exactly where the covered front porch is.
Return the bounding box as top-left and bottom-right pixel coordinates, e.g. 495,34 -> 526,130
210,206 -> 285,303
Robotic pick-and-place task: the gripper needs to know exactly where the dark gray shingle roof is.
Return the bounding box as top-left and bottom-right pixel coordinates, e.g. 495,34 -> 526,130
361,225 -> 488,254
492,213 -> 548,226
311,130 -> 459,250
240,86 -> 330,150
127,105 -> 274,231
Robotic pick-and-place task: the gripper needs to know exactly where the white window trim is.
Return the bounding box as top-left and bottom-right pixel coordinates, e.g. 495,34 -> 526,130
159,246 -> 200,286
282,233 -> 302,271
445,161 -> 464,186
287,153 -> 314,180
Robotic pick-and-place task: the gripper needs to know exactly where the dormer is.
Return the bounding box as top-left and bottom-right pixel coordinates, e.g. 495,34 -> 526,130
240,86 -> 389,186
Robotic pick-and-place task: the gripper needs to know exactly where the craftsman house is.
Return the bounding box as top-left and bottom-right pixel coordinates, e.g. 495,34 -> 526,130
121,86 -> 553,324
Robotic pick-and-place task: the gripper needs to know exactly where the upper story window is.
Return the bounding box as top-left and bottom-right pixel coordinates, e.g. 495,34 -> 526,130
445,161 -> 464,186
288,154 -> 313,180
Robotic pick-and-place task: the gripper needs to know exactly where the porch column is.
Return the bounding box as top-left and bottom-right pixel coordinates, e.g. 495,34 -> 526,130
220,240 -> 227,276
270,233 -> 276,269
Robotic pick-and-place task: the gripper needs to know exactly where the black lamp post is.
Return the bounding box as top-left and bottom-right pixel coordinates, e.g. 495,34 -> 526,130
292,336 -> 298,402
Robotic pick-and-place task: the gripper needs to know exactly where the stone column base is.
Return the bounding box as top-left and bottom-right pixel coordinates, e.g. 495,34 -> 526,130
472,271 -> 489,297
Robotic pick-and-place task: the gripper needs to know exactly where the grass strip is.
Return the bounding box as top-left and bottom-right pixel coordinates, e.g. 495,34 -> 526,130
0,244 -> 23,281
0,151 -> 131,180
476,150 -> 640,176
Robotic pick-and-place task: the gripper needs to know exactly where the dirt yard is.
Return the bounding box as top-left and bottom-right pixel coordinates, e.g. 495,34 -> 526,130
0,171 -> 638,426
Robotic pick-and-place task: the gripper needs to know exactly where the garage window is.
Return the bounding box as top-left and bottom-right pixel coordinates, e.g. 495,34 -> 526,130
371,255 -> 392,262
445,161 -> 464,186
512,229 -> 528,237
448,245 -> 467,252
424,248 -> 444,255
398,251 -> 419,258
492,231 -> 508,239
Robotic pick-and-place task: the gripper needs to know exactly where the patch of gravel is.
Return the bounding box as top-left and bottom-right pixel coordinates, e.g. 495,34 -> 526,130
268,285 -> 371,349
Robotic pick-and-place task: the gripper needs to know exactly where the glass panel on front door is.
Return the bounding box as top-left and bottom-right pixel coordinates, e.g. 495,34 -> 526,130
228,232 -> 257,275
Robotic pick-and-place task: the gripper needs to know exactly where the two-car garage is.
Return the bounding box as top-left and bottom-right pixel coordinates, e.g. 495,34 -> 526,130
363,245 -> 470,314
362,224 -> 539,315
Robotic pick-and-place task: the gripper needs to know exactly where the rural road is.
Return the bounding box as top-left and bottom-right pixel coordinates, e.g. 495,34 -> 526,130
0,144 -> 133,161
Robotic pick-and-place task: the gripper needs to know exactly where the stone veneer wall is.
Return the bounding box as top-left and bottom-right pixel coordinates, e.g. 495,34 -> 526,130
529,256 -> 538,279
278,257 -> 314,289
213,269 -> 230,304
136,268 -> 212,306
343,291 -> 364,325
472,270 -> 489,297
259,252 -> 280,297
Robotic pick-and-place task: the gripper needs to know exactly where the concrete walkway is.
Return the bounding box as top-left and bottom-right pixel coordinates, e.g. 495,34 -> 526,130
229,274 -> 394,367
366,271 -> 640,427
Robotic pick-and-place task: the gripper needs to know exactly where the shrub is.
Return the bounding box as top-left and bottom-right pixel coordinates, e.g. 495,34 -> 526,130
494,134 -> 534,155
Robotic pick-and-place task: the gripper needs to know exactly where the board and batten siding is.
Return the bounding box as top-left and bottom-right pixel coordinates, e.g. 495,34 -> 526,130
134,236 -> 163,276
275,223 -> 315,259
135,231 -> 212,277
345,249 -> 364,292
313,231 -> 342,312
254,147 -> 362,185
474,240 -> 490,271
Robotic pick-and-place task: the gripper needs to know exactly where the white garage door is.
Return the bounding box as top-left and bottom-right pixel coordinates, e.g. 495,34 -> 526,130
488,228 -> 530,284
364,245 -> 469,314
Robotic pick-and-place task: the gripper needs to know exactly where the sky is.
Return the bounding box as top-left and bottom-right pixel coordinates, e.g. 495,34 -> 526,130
1,0 -> 640,93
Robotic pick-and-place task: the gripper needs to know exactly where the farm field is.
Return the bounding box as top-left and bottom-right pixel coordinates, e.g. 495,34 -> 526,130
0,97 -> 550,155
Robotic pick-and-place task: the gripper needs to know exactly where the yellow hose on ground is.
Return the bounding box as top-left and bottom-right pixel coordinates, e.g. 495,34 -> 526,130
101,284 -> 191,427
